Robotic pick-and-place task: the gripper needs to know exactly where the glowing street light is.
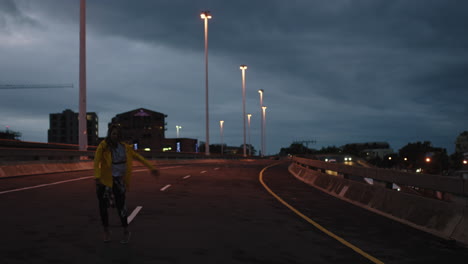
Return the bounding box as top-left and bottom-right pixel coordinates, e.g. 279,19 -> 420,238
247,113 -> 252,156
262,106 -> 267,156
425,157 -> 431,163
176,125 -> 182,138
240,64 -> 248,157
219,120 -> 224,155
200,11 -> 212,155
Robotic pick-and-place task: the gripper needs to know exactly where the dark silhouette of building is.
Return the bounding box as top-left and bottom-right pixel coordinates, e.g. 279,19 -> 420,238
456,131 -> 468,154
0,129 -> 21,140
110,108 -> 167,151
48,109 -> 99,146
342,142 -> 394,159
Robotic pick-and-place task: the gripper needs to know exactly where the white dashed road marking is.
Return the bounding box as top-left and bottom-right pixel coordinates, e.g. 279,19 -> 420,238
127,206 -> 143,224
0,176 -> 92,195
160,184 -> 171,191
183,175 -> 191,179
200,171 -> 207,174
0,165 -> 183,195
159,166 -> 182,170
134,165 -> 181,173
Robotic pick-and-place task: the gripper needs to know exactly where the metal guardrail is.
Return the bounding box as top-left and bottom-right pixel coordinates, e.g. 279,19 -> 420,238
293,156 -> 468,196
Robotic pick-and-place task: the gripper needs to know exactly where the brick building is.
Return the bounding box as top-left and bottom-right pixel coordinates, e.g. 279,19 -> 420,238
110,108 -> 167,151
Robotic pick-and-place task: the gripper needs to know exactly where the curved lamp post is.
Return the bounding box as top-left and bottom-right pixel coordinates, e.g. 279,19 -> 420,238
262,106 -> 267,157
220,120 -> 224,155
200,11 -> 212,155
240,65 -> 248,157
258,89 -> 264,157
176,125 -> 182,138
247,113 -> 252,156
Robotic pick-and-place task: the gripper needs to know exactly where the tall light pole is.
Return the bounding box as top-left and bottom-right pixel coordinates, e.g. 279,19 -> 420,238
200,11 -> 212,155
240,65 -> 248,157
258,89 -> 264,157
247,113 -> 252,156
78,0 -> 87,152
262,106 -> 267,157
176,125 -> 182,138
219,120 -> 224,155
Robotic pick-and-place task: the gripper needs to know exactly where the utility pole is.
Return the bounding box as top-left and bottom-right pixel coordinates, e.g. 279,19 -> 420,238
79,0 -> 87,152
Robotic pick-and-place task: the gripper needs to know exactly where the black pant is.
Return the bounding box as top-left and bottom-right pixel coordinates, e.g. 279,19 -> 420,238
96,177 -> 128,227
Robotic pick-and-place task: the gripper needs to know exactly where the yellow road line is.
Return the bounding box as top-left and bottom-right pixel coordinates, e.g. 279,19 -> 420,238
259,162 -> 384,264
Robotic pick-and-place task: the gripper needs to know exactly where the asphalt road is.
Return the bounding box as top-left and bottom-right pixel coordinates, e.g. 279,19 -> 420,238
1,159 -> 467,263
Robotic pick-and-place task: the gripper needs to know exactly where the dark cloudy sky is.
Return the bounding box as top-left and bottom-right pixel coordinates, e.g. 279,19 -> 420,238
0,0 -> 467,154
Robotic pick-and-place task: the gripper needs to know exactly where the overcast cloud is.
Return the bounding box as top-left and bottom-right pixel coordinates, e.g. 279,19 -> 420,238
0,0 -> 467,154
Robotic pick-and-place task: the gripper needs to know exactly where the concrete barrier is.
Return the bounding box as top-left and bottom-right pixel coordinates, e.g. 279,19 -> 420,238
0,159 -> 233,178
0,161 -> 94,178
289,162 -> 468,246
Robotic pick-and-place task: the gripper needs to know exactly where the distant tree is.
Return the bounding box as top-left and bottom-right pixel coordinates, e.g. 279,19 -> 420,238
210,144 -> 223,154
368,155 -> 382,167
455,131 -> 468,153
398,141 -> 449,174
342,144 -> 361,157
449,152 -> 464,171
0,129 -> 21,140
198,142 -> 205,153
399,141 -> 431,170
279,143 -> 313,156
239,144 -> 257,156
316,146 -> 341,154
381,153 -> 399,168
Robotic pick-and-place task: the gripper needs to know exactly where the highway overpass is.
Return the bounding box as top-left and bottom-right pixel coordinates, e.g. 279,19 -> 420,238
1,148 -> 468,263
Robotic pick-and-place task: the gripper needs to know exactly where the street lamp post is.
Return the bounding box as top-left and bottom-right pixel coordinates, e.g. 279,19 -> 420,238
258,89 -> 264,157
78,0 -> 88,152
176,125 -> 182,138
200,11 -> 212,155
247,114 -> 252,156
240,65 -> 248,157
262,106 -> 267,157
220,120 -> 224,155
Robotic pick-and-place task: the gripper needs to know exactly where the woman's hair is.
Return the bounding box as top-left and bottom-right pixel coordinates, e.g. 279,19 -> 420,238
106,124 -> 123,148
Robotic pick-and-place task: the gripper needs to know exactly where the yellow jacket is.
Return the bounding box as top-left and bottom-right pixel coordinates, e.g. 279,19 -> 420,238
94,140 -> 155,189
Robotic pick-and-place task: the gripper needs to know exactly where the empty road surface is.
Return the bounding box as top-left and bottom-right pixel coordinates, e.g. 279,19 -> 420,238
1,159 -> 467,263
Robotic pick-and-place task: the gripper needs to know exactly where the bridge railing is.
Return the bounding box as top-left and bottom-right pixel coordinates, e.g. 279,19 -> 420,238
0,147 -> 250,163
0,147 -> 251,178
0,147 -> 94,161
293,156 -> 468,196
